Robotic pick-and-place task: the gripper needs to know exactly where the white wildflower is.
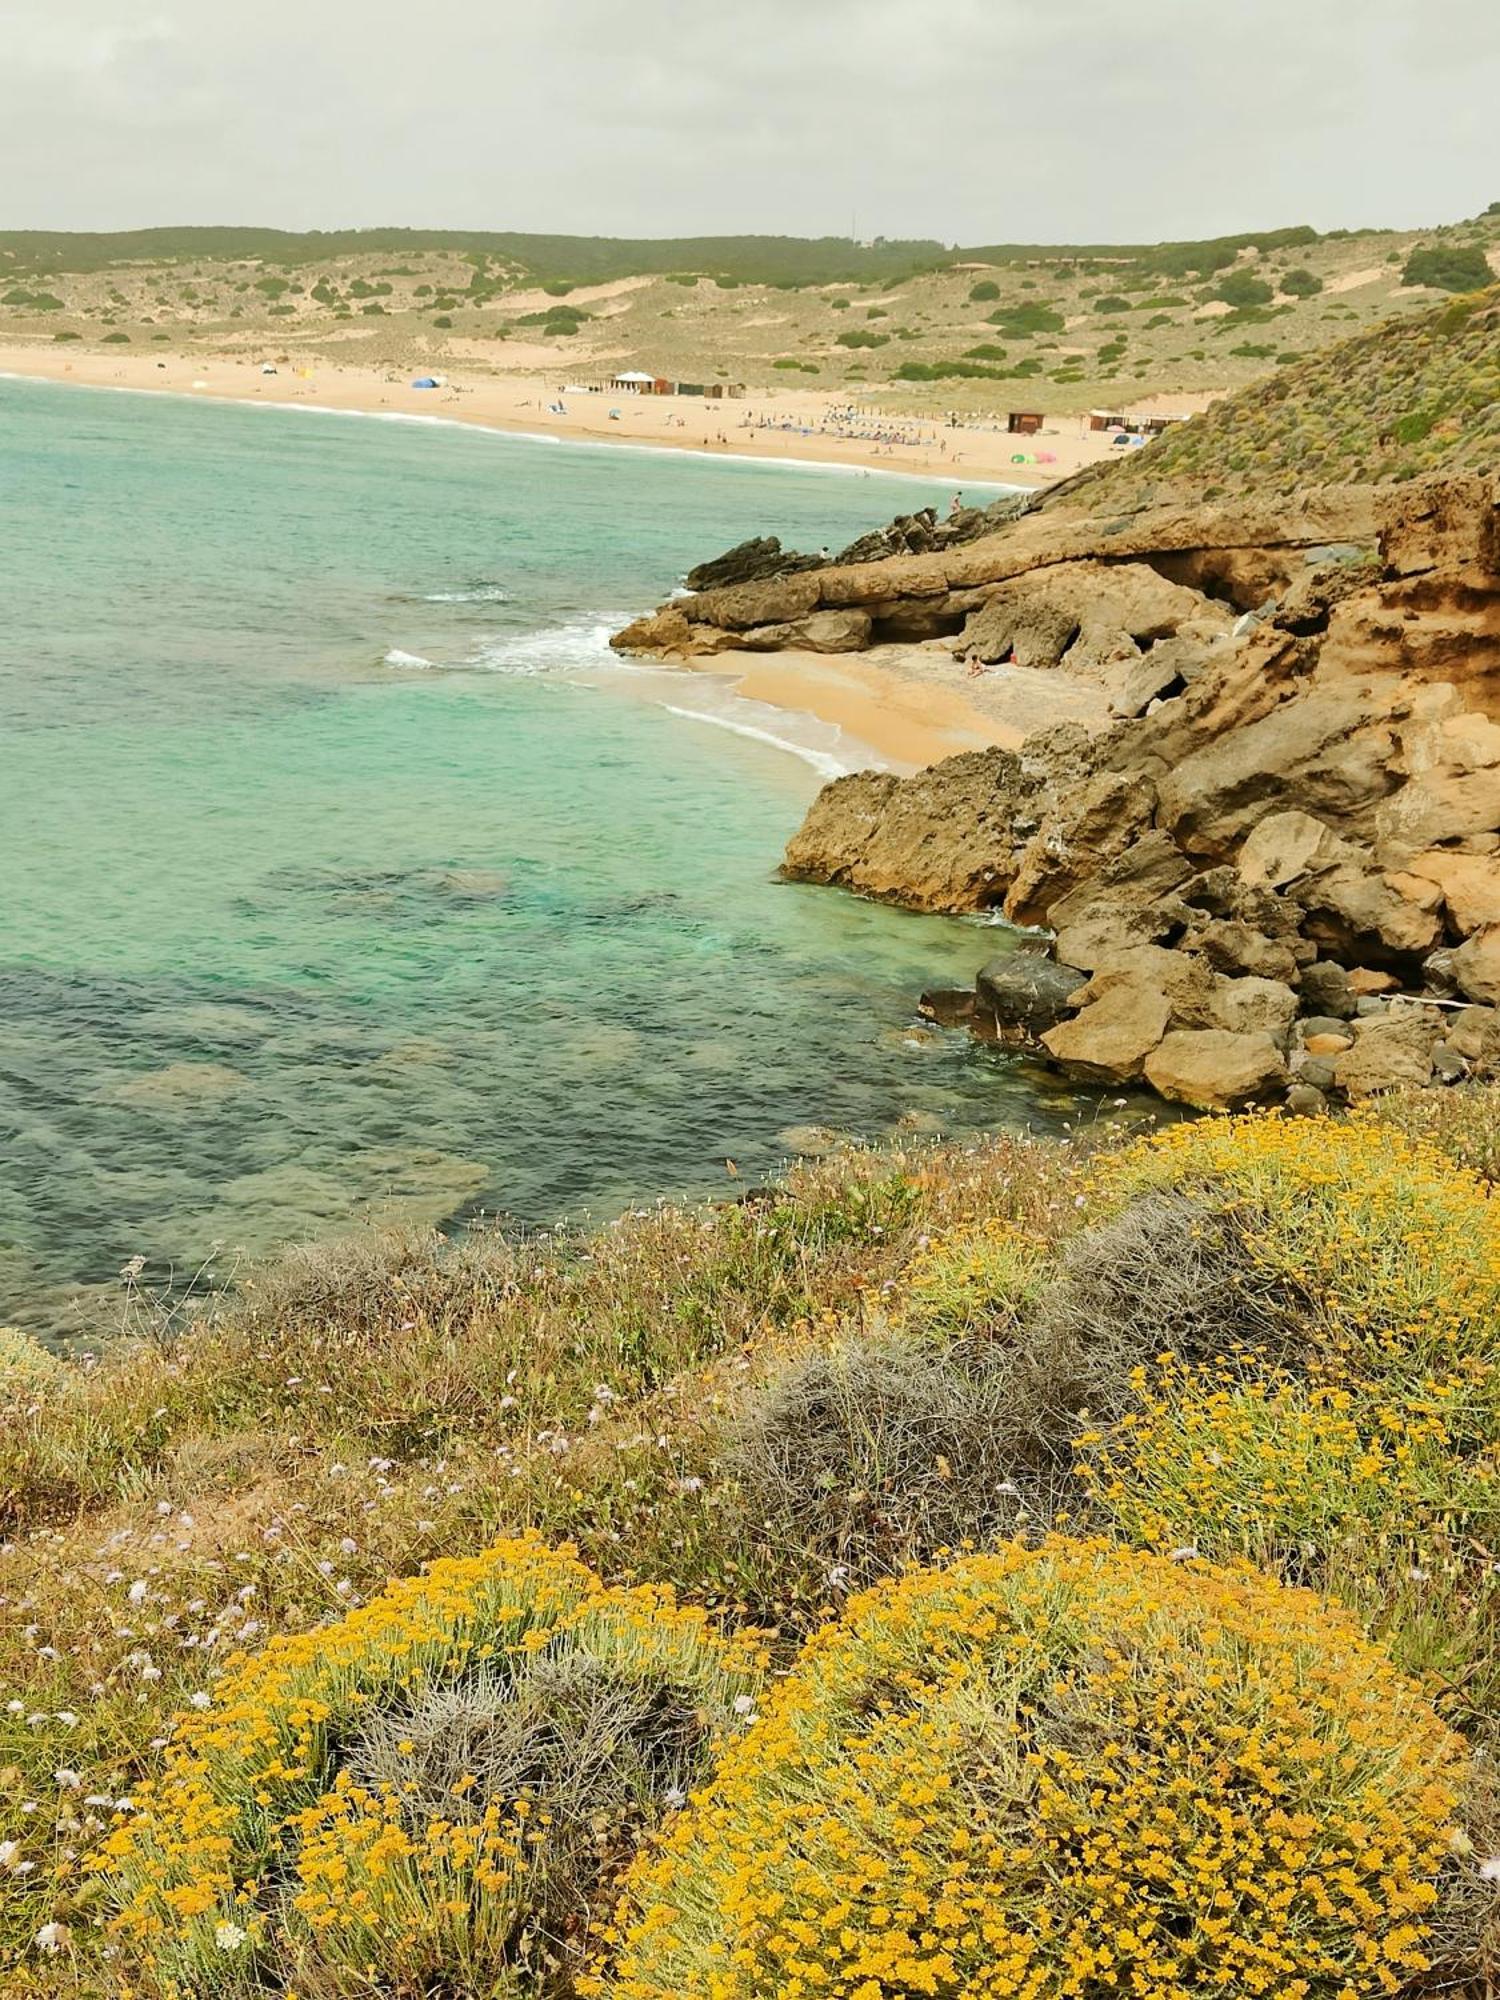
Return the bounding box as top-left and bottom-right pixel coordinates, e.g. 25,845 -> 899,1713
213,1921 -> 248,1953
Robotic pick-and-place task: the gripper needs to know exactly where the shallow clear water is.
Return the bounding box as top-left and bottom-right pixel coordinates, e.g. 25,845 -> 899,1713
0,378 -> 1079,1334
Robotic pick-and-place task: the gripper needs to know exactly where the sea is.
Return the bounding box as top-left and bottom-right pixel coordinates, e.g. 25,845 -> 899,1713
0,376 -> 1085,1336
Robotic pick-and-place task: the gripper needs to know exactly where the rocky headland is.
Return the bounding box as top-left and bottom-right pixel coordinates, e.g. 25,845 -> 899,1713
613,296 -> 1500,1113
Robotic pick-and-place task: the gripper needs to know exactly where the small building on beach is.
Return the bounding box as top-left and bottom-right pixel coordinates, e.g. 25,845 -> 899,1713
609,370 -> 656,394
1089,408 -> 1189,435
1007,411 -> 1044,434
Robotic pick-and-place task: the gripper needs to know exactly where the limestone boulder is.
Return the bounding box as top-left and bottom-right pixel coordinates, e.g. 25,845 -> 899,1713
1206,976 -> 1301,1043
1156,688 -> 1395,859
1005,791 -> 1169,929
1073,944 -> 1218,1029
688,571 -> 823,631
1144,1030 -> 1288,1109
780,747 -> 1030,911
1236,810 -> 1350,889
610,606 -> 696,656
1039,975 -> 1171,1083
1181,919 -> 1301,985
1291,863 -> 1443,963
736,609 -> 873,654
1445,1006 -> 1500,1077
1451,927 -> 1500,1005
961,559 -> 1225,670
1331,1014 -> 1439,1097
1406,850 -> 1500,936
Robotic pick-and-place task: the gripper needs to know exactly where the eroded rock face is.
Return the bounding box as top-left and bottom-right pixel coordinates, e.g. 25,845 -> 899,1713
767,474 -> 1500,1110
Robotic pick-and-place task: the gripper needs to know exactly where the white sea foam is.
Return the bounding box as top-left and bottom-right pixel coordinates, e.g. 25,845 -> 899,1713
660,703 -> 853,779
382,647 -> 434,669
421,584 -> 511,604
467,618 -> 625,676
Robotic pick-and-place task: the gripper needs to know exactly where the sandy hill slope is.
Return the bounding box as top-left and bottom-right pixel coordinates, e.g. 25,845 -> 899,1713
3,213 -> 1496,421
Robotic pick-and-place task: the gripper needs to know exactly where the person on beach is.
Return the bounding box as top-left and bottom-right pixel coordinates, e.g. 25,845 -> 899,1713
949,490 -> 963,516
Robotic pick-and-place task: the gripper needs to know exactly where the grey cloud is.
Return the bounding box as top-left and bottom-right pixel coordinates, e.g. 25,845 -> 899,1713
1,0 -> 1495,237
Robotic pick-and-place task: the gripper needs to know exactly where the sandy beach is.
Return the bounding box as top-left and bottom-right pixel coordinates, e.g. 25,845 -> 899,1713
0,340 -> 1161,486
659,640 -> 1113,772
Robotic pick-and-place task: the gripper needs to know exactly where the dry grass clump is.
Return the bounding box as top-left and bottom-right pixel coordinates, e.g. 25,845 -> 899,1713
96,1535 -> 763,1997
1367,1081 -> 1500,1186
725,1334 -> 1041,1590
608,1538 -> 1464,2000
1424,1732 -> 1500,1995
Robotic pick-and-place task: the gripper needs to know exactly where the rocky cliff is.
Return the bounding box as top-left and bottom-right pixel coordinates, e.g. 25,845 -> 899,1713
779,474 -> 1500,1109
612,298 -> 1500,1113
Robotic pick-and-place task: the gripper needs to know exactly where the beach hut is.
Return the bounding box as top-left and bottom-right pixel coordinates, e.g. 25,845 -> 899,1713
609,370 -> 655,395
1006,411 -> 1043,434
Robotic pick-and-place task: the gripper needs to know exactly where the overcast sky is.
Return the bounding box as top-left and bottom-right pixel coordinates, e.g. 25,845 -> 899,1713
5,0 -> 1496,243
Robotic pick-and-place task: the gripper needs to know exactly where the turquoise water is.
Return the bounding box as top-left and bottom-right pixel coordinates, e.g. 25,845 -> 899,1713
0,378 -> 1074,1334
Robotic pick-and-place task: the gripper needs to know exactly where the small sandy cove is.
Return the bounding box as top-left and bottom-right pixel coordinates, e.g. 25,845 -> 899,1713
688,641 -> 1113,771
0,341 -> 1180,486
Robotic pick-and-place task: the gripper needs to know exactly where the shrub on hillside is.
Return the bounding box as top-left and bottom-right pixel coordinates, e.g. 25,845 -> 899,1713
834,329 -> 888,348
987,301 -> 1064,336
1281,265 -> 1324,296
1090,1112 -> 1500,1369
98,1537 -> 763,1997
1403,244 -> 1494,292
968,278 -> 999,301
1216,271 -> 1276,307
610,1539 -> 1463,2000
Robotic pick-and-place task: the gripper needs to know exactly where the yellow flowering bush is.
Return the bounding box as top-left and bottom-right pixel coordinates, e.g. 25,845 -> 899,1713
0,1326 -> 66,1398
1091,1111 -> 1500,1373
96,1535 -> 764,1997
894,1221 -> 1051,1343
607,1538 -> 1464,2000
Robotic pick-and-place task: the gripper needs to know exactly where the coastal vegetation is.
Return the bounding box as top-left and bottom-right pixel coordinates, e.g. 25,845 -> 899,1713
1058,283 -> 1500,499
3,1092 -> 1500,1993
1,207 -> 1493,423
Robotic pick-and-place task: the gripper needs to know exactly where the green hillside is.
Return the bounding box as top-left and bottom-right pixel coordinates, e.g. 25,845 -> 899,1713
1062,285 -> 1500,504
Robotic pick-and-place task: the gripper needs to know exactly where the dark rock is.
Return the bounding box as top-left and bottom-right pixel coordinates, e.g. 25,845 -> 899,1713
685,536 -> 822,592
975,954 -> 1089,1036
1294,1056 -> 1338,1091
917,985 -> 977,1028
1432,1043 -> 1469,1081
1297,961 -> 1355,1018
1286,1083 -> 1330,1116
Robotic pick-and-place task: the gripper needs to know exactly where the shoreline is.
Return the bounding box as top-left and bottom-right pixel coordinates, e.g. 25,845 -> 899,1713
630,641 -> 1115,774
0,341 -> 1135,486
